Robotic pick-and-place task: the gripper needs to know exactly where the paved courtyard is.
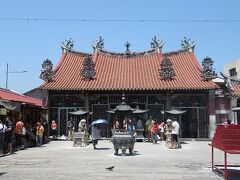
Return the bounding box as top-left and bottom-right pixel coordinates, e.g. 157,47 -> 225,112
0,140 -> 239,180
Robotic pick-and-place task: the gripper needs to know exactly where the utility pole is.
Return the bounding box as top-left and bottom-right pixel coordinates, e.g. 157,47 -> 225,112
5,63 -> 8,89
5,63 -> 27,89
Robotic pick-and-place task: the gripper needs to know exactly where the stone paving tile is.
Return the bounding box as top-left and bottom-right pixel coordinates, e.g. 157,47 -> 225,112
0,140 -> 238,179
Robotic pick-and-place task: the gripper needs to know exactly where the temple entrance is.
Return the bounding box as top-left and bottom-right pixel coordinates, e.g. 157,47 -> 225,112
92,104 -> 109,137
180,107 -> 207,138
50,107 -> 85,136
58,108 -> 76,136
147,104 -> 164,122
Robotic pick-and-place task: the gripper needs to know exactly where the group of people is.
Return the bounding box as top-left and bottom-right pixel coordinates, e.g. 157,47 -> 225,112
0,116 -> 46,157
0,117 -> 13,156
145,116 -> 180,149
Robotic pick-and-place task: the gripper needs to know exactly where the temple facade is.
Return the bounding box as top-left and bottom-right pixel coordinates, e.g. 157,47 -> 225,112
40,37 -> 221,138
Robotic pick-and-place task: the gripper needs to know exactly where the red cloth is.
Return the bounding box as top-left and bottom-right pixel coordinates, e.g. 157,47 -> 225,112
51,122 -> 57,129
151,123 -> 159,133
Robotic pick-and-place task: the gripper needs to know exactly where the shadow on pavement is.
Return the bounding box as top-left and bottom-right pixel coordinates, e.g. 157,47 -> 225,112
94,147 -> 111,150
0,172 -> 7,176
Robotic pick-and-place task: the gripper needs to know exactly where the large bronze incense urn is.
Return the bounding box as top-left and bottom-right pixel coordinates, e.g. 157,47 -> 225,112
112,131 -> 135,156
107,93 -> 136,155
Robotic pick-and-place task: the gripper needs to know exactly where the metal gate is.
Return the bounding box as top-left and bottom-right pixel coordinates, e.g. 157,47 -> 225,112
147,104 -> 164,122
92,104 -> 109,137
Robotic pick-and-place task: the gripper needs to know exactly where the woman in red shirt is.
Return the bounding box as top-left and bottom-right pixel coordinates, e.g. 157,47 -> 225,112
151,120 -> 159,144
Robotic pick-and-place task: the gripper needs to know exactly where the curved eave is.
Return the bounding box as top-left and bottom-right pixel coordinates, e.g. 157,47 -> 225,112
43,86 -> 217,91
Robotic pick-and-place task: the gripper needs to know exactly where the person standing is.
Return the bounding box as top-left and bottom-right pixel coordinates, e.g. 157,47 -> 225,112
170,118 -> 180,149
0,119 -> 7,156
151,120 -> 159,144
158,121 -> 165,141
145,116 -> 153,142
51,120 -> 57,139
91,124 -> 101,149
42,117 -> 48,144
15,119 -> 24,150
67,118 -> 74,141
4,117 -> 13,155
127,119 -> 135,134
36,122 -> 44,147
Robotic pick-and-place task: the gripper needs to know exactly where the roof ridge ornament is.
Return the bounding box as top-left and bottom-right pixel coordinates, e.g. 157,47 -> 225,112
39,59 -> 54,82
159,56 -> 176,80
91,36 -> 104,51
200,56 -> 217,81
125,41 -> 131,55
181,37 -> 195,52
151,36 -> 164,52
220,72 -> 239,98
61,38 -> 74,53
80,55 -> 96,80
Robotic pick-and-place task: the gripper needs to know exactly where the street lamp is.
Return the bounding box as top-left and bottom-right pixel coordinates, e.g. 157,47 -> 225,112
5,63 -> 27,89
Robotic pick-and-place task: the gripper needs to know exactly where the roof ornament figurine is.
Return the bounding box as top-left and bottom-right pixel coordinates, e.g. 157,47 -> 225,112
219,72 -> 240,97
39,59 -> 54,82
61,38 -> 74,52
200,56 -> 217,81
80,55 -> 96,79
91,36 -> 104,51
151,36 -> 164,52
125,41 -> 131,55
159,57 -> 176,80
181,37 -> 195,51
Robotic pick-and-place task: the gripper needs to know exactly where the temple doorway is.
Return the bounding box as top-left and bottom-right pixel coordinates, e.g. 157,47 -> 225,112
180,107 -> 208,138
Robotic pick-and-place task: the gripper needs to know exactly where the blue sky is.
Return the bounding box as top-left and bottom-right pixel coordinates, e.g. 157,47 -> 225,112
0,0 -> 240,93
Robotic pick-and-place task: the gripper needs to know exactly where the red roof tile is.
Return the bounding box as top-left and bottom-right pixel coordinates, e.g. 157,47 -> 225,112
41,49 -> 219,91
0,88 -> 43,107
233,84 -> 240,96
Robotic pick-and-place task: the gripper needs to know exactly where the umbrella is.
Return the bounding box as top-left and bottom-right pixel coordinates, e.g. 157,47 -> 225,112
91,119 -> 108,125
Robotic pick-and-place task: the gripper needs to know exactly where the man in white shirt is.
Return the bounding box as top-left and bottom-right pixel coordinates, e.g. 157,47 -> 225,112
170,118 -> 180,149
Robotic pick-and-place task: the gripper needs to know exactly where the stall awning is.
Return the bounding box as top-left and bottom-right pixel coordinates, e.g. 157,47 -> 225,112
68,109 -> 91,115
163,109 -> 187,115
0,100 -> 20,111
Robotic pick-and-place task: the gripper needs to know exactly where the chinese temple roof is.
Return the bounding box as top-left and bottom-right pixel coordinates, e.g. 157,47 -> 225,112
232,84 -> 240,96
40,46 -> 219,91
0,88 -> 43,107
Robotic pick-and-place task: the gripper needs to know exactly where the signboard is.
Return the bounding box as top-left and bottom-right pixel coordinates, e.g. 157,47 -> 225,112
0,108 -> 7,115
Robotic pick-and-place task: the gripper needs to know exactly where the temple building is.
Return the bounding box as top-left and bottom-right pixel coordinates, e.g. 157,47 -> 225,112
40,37 -> 221,138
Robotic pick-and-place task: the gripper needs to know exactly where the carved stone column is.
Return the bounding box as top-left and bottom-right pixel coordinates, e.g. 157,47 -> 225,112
208,90 -> 216,139
85,92 -> 90,111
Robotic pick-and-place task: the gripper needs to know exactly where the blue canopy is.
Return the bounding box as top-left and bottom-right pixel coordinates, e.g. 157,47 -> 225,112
91,119 -> 108,125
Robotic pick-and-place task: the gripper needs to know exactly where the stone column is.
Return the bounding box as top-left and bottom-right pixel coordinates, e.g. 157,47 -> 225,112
208,90 -> 216,139
85,92 -> 90,111
230,98 -> 237,124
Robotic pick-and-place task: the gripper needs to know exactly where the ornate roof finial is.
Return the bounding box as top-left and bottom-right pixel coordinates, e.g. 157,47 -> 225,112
181,37 -> 195,51
80,55 -> 96,80
61,38 -> 74,52
91,36 -> 104,51
125,41 -> 131,54
159,57 -> 176,80
39,59 -> 54,82
151,36 -> 164,52
200,56 -> 217,81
